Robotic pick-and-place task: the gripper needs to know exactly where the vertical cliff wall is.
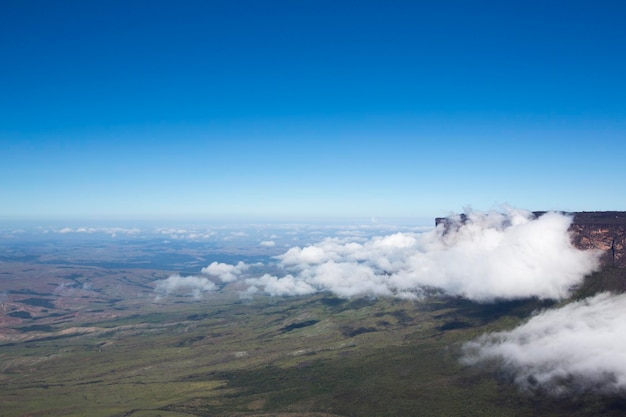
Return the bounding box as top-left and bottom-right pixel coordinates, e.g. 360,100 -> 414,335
568,212 -> 626,268
435,211 -> 626,269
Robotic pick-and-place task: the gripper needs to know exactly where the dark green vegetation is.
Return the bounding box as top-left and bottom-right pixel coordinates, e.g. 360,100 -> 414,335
2,269 -> 626,417
574,267 -> 626,298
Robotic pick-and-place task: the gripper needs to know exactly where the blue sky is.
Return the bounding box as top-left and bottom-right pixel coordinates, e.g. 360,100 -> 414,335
1,1 -> 625,222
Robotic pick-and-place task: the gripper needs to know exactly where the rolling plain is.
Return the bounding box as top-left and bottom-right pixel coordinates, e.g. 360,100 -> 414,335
1,226 -> 625,417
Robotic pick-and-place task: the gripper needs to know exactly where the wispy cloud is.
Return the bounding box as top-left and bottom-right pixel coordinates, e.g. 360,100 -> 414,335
154,274 -> 216,299
462,292 -> 626,395
155,227 -> 214,240
56,226 -> 141,237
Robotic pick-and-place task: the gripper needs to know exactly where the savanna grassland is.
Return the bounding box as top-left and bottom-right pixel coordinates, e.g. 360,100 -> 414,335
1,235 -> 625,417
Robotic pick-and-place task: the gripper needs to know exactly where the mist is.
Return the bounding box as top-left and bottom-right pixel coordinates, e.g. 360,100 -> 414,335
463,292 -> 626,394
154,274 -> 216,299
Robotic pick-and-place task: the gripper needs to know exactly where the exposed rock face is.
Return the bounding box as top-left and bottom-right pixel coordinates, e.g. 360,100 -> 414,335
435,211 -> 626,269
568,212 -> 626,268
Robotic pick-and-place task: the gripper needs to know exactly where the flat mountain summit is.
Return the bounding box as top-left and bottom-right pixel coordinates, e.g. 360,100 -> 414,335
436,211 -> 626,268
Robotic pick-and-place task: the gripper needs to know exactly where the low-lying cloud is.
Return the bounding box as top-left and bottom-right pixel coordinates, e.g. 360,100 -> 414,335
240,209 -> 599,301
462,292 -> 626,394
150,208 -> 617,395
153,208 -> 600,303
201,261 -> 250,282
57,226 -> 141,237
154,261 -> 253,299
154,274 -> 216,299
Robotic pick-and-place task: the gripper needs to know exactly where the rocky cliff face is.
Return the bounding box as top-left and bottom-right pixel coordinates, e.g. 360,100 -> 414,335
435,211 -> 626,269
567,212 -> 626,268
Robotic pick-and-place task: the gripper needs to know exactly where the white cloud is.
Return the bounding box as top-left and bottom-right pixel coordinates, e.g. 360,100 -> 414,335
462,292 -> 626,394
56,226 -> 141,236
260,240 -> 276,247
154,274 -> 216,299
201,261 -> 250,282
243,209 -> 600,301
155,227 -> 213,240
247,274 -> 316,297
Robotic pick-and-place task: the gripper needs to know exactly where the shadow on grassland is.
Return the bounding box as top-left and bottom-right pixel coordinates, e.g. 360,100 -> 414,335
162,294 -> 626,417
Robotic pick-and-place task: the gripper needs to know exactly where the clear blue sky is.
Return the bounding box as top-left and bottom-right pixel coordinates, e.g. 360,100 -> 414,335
1,1 -> 625,221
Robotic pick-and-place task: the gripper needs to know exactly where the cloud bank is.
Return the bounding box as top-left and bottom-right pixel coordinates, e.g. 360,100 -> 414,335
241,209 -> 599,301
462,292 -> 626,394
